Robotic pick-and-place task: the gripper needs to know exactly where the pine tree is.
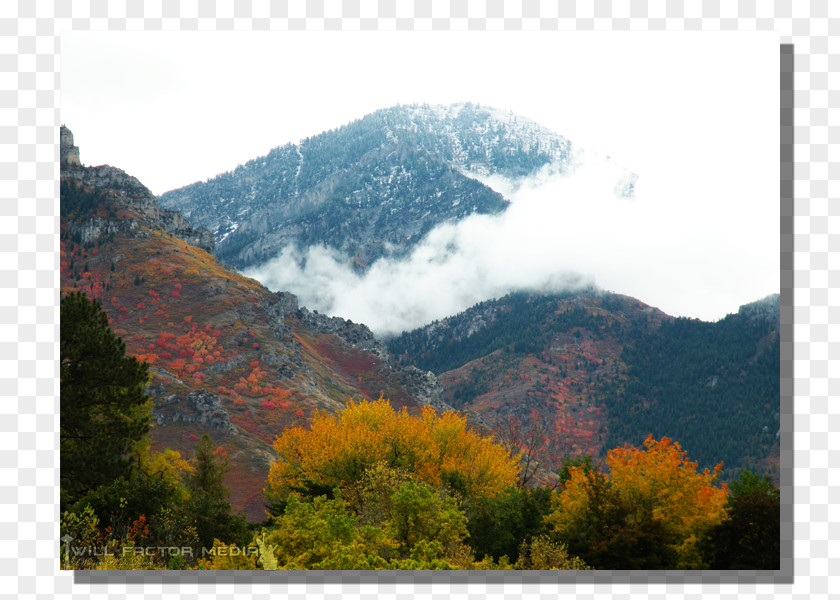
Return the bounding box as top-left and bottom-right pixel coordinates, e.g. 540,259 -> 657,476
60,291 -> 151,510
187,435 -> 248,550
699,470 -> 780,569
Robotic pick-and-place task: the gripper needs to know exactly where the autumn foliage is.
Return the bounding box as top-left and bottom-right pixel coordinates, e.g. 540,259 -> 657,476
266,398 -> 519,503
607,436 -> 728,545
547,435 -> 729,569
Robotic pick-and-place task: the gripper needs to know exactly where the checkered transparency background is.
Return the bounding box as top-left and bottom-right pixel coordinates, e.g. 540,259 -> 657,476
0,0 -> 834,598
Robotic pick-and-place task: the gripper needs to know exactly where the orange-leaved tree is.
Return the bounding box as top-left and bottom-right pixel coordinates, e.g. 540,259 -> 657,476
608,437 -> 728,542
265,398 -> 519,505
547,435 -> 728,569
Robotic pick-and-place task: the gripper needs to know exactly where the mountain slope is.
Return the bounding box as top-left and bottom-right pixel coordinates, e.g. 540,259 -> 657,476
602,294 -> 781,479
158,103 -> 579,270
388,290 -> 781,483
59,126 -> 448,521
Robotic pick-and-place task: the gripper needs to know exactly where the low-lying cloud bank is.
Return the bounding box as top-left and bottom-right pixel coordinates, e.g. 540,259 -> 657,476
242,157 -> 778,337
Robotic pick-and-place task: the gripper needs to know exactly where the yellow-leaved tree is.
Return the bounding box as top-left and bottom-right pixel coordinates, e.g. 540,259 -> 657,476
606,435 -> 729,563
265,398 -> 519,506
547,435 -> 729,569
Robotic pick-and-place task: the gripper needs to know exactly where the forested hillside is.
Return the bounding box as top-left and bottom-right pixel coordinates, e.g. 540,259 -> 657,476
388,290 -> 781,483
601,299 -> 780,480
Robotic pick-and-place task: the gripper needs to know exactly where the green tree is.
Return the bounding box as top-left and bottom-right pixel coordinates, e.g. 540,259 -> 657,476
60,504 -> 103,569
727,469 -> 779,500
60,291 -> 151,510
465,485 -> 552,564
513,534 -> 591,570
546,468 -> 678,570
186,435 -> 249,550
699,470 -> 780,570
387,479 -> 470,563
260,494 -> 393,570
67,445 -> 199,563
259,464 -> 475,570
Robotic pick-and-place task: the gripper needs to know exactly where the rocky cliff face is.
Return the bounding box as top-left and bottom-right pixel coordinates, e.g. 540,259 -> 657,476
60,125 -> 215,254
264,290 -> 454,415
60,125 -> 81,166
151,388 -> 238,435
157,207 -> 216,253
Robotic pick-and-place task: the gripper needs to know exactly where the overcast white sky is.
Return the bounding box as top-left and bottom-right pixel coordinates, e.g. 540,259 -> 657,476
61,31 -> 780,328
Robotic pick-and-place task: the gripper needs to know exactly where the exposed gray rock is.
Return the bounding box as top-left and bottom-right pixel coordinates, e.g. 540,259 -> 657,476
275,291 -> 300,315
60,125 -> 215,254
257,347 -> 300,379
159,208 -> 216,252
70,213 -> 140,246
265,290 -> 462,418
260,291 -> 295,339
152,389 -> 237,434
297,304 -> 390,361
203,353 -> 248,376
383,363 -> 490,428
397,365 -> 447,412
60,125 -> 81,167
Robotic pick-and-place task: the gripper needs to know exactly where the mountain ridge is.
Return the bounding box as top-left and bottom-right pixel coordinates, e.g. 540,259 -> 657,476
388,289 -> 781,482
157,103 -> 596,271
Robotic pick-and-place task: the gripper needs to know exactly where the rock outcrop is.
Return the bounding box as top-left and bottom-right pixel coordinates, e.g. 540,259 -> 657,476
60,125 -> 81,167
60,125 -> 215,254
265,290 -> 466,418
269,290 -> 390,361
151,388 -> 237,434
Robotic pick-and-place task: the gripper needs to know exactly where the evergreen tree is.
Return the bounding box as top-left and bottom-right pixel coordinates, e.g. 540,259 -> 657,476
465,485 -> 552,564
699,470 -> 781,570
60,291 -> 151,510
187,435 -> 248,550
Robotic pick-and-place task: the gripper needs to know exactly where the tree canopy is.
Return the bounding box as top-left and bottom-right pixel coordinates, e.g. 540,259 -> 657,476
547,436 -> 729,569
265,398 -> 520,505
60,291 -> 151,509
